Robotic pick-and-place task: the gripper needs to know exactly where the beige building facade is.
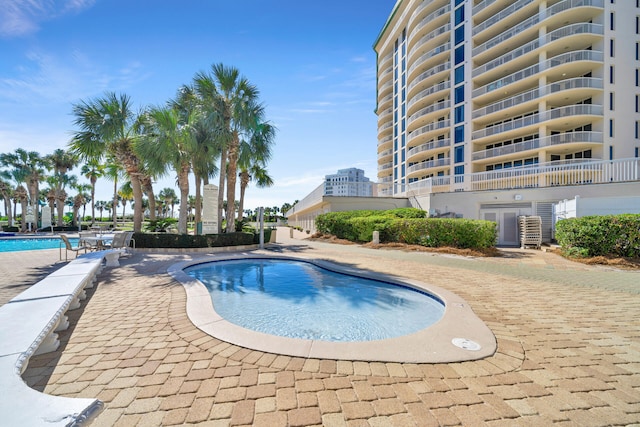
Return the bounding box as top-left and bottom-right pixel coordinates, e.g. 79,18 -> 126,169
375,0 -> 640,244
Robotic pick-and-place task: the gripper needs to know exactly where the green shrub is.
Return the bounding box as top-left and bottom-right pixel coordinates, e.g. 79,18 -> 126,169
555,214 -> 640,258
133,232 -> 255,248
315,209 -> 495,249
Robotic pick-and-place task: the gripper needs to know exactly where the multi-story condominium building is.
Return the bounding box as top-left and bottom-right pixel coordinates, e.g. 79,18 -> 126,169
324,168 -> 374,197
375,0 -> 640,245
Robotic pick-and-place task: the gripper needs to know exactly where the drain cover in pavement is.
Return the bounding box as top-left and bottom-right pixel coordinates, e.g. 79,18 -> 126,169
452,338 -> 481,351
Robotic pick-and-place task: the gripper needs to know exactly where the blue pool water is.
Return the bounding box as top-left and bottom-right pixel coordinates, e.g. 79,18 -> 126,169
0,237 -> 80,252
185,259 -> 445,342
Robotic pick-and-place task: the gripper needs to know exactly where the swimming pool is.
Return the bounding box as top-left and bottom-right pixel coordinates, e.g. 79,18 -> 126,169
170,254 -> 497,363
0,237 -> 80,253
185,259 -> 445,342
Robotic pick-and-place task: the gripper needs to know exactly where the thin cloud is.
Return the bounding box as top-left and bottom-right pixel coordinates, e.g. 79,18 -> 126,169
0,0 -> 95,38
0,49 -> 150,104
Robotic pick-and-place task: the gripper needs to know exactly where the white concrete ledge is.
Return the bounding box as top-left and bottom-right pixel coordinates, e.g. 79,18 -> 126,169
0,249 -> 120,426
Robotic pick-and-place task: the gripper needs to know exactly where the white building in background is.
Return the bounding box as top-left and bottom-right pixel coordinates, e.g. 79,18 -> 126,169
324,168 -> 374,197
374,0 -> 640,245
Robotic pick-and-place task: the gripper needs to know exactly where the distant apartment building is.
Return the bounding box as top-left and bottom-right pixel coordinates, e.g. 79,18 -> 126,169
374,0 -> 640,245
324,168 -> 374,197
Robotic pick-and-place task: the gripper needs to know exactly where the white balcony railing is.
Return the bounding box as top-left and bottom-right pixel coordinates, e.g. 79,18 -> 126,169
474,0 -> 535,36
472,104 -> 603,140
472,131 -> 603,161
473,50 -> 603,98
407,157 -> 451,174
405,158 -> 640,195
407,138 -> 451,158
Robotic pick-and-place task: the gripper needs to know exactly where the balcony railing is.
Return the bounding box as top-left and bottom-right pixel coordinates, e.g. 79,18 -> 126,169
409,3 -> 451,44
408,80 -> 451,109
473,0 -> 604,57
408,100 -> 451,126
407,157 -> 451,174
378,148 -> 393,159
405,158 -> 640,195
472,131 -> 603,161
473,0 -> 498,16
474,0 -> 535,36
408,138 -> 451,158
378,135 -> 393,147
473,23 -> 604,78
473,50 -> 603,98
472,104 -> 603,140
473,77 -> 603,119
408,43 -> 450,76
408,119 -> 451,144
378,161 -> 393,172
409,23 -> 450,61
408,62 -> 450,93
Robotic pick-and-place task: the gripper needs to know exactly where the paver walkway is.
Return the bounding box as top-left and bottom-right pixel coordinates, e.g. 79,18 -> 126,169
2,231 -> 639,426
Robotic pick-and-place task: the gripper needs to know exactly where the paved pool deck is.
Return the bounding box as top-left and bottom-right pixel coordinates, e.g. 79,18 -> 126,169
1,229 -> 639,426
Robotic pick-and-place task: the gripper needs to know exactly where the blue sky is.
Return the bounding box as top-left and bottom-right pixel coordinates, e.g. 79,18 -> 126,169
0,0 -> 393,213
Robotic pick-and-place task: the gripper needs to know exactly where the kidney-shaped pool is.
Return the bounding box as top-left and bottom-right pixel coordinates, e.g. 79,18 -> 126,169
169,254 -> 496,363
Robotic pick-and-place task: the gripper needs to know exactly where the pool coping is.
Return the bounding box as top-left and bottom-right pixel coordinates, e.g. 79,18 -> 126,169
168,253 -> 497,363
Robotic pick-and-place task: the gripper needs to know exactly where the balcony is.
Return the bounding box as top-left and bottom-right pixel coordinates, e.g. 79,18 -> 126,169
408,119 -> 451,146
377,121 -> 393,139
473,50 -> 603,101
378,161 -> 393,172
408,62 -> 450,98
406,157 -> 640,194
408,4 -> 451,52
408,80 -> 451,112
408,43 -> 451,80
472,131 -> 603,161
473,0 -> 535,38
407,157 -> 451,174
473,77 -> 603,121
378,65 -> 393,86
408,23 -> 451,66
408,100 -> 451,131
472,104 -> 603,141
473,23 -> 604,80
378,148 -> 393,159
378,107 -> 393,125
407,138 -> 451,161
378,93 -> 393,110
379,52 -> 393,70
378,80 -> 393,97
378,135 -> 393,149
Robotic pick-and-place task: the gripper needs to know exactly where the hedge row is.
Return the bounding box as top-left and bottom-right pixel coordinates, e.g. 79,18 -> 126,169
315,209 -> 497,249
133,231 -> 263,248
555,214 -> 640,258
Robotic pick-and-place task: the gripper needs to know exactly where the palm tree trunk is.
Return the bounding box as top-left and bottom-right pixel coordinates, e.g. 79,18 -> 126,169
225,134 -> 239,233
178,164 -> 190,234
194,175 -> 202,234
237,171 -> 249,222
90,178 -> 96,225
217,146 -> 227,233
112,179 -> 118,229
130,175 -> 144,233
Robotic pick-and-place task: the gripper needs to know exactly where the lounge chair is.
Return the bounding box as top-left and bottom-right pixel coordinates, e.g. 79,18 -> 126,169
78,231 -> 99,251
59,234 -> 88,261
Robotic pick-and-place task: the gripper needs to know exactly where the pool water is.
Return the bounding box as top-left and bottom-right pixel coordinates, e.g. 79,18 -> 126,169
185,259 -> 445,342
0,237 -> 80,253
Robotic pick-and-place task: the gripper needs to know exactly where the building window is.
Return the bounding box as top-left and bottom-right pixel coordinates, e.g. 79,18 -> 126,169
637,43 -> 639,60
610,12 -> 615,31
610,92 -> 615,110
636,121 -> 639,139
454,105 -> 464,124
455,6 -> 464,26
455,25 -> 464,46
610,39 -> 615,57
455,46 -> 464,65
636,95 -> 639,113
455,85 -> 465,104
455,125 -> 464,143
609,119 -> 614,137
454,165 -> 464,175
609,146 -> 614,160
611,66 -> 615,84
455,0 -> 464,5
637,16 -> 640,34
636,147 -> 639,157
455,66 -> 464,85
455,146 -> 464,163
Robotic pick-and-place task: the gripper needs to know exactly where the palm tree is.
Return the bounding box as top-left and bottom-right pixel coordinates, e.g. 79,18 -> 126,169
159,188 -> 177,219
118,181 -> 134,223
0,175 -> 14,227
95,200 -> 107,221
0,149 -> 47,228
80,159 -> 104,225
137,104 -> 198,234
103,161 -> 124,229
69,92 -> 145,232
46,149 -> 78,226
237,121 -> 275,221
13,185 -> 28,231
193,63 -> 264,232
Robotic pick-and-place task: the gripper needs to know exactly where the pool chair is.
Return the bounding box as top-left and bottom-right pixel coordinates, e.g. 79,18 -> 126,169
78,231 -> 99,251
59,234 -> 88,261
104,231 -> 135,256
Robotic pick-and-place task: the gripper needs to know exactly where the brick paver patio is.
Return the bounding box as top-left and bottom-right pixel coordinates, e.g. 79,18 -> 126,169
2,231 -> 639,426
